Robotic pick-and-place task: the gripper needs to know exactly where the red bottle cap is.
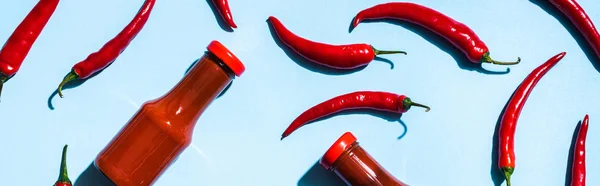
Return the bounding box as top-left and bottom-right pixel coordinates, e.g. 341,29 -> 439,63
320,132 -> 358,170
207,40 -> 245,76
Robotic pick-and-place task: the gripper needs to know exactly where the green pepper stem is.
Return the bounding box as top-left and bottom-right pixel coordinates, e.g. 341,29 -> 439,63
57,72 -> 79,98
56,144 -> 72,185
0,75 -> 6,102
373,46 -> 407,55
410,102 -> 430,112
481,52 -> 521,65
502,167 -> 514,186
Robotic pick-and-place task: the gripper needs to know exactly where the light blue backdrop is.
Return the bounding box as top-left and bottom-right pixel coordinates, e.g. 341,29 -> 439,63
1,0 -> 599,185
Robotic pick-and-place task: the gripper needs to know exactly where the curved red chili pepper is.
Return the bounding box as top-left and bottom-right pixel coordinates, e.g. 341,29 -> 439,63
571,114 -> 588,186
281,91 -> 429,140
57,0 -> 156,98
0,0 -> 59,99
268,16 -> 406,70
211,0 -> 237,28
351,2 -> 520,66
498,52 -> 566,186
54,144 -> 72,186
550,0 -> 600,61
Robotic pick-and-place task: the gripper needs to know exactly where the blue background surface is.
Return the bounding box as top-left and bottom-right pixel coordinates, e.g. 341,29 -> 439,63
1,0 -> 600,185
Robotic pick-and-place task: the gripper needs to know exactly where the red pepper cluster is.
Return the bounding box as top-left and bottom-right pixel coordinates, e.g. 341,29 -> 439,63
0,0 -> 598,185
268,1 -> 597,186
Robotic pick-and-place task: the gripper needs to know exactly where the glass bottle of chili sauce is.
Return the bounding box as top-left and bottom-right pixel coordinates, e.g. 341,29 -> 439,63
94,40 -> 245,185
320,132 -> 409,186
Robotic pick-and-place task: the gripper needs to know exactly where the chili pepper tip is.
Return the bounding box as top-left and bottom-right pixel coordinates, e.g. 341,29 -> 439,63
55,144 -> 72,186
351,17 -> 362,30
57,72 -> 79,98
481,53 -> 521,65
281,134 -> 289,140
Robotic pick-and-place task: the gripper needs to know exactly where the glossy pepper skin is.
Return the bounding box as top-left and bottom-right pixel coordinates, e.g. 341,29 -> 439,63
268,16 -> 406,70
281,91 -> 429,140
54,145 -> 72,186
211,0 -> 237,28
498,52 -> 566,186
57,0 -> 156,98
550,0 -> 600,61
0,0 -> 59,98
571,114 -> 589,186
352,2 -> 520,65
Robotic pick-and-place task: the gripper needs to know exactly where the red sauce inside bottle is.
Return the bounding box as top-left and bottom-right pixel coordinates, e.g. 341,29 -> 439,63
94,40 -> 245,185
320,132 -> 408,186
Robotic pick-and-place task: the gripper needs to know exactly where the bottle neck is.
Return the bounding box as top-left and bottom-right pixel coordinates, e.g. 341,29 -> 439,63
332,143 -> 406,186
154,52 -> 235,129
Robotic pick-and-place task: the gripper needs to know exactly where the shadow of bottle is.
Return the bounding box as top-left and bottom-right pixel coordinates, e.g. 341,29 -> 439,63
350,19 -> 512,75
297,160 -> 347,186
564,120 -> 582,186
73,162 -> 116,186
205,0 -> 234,32
287,108 -> 408,140
267,19 -> 393,76
529,0 -> 600,72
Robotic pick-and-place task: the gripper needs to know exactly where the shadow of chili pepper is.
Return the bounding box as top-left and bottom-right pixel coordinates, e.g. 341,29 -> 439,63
374,56 -> 395,69
267,20 -> 371,75
351,19 -> 511,75
73,162 -> 117,186
205,0 -> 234,32
184,58 -> 231,98
297,160 -> 347,186
397,119 -> 408,140
530,0 -> 600,72
564,120 -> 581,186
47,64 -> 110,110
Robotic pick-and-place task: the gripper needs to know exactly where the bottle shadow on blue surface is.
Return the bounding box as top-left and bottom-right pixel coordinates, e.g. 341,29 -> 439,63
47,64 -> 112,110
530,0 -> 600,72
73,162 -> 116,186
267,19 -> 389,75
297,160 -> 347,186
205,0 -> 233,32
350,19 -> 512,75
564,120 -> 582,186
298,108 -> 408,140
184,58 -> 232,98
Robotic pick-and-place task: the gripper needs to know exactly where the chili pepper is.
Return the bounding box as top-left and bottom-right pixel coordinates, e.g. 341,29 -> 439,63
211,0 -> 237,28
550,0 -> 600,61
0,0 -> 59,100
498,52 -> 566,186
54,144 -> 72,186
57,0 -> 156,98
281,91 -> 429,140
268,16 -> 406,70
351,2 -> 520,66
571,114 -> 589,186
